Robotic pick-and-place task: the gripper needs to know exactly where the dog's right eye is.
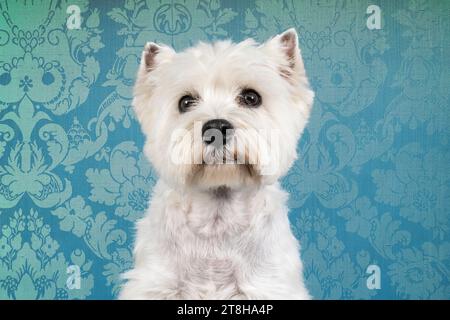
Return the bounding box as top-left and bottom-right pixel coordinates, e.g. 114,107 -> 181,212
238,89 -> 262,108
178,95 -> 197,113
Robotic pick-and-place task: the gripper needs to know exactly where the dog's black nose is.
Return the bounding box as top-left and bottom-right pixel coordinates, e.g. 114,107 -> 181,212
202,119 -> 234,146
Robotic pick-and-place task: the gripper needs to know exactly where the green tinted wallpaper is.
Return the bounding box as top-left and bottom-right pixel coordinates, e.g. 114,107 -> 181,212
0,0 -> 449,299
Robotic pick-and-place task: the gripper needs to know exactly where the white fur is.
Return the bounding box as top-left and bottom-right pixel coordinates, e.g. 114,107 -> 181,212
119,28 -> 314,300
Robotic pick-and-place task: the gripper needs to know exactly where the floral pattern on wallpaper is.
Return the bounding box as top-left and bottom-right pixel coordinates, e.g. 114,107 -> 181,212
0,0 -> 449,299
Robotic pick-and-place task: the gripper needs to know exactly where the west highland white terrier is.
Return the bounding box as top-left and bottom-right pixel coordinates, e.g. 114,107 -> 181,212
119,28 -> 314,300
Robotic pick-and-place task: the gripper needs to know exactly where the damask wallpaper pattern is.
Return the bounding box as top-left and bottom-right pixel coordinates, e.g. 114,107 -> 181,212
0,0 -> 449,299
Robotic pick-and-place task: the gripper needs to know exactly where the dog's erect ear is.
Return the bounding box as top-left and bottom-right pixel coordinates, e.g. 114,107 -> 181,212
263,28 -> 306,82
262,28 -> 314,112
143,42 -> 161,71
133,42 -> 175,128
139,42 -> 175,73
278,28 -> 299,69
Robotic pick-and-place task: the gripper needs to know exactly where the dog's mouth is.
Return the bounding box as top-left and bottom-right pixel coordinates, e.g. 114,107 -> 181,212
199,162 -> 258,174
201,145 -> 254,165
189,162 -> 260,189
189,146 -> 260,188
197,143 -> 263,178
171,131 -> 275,187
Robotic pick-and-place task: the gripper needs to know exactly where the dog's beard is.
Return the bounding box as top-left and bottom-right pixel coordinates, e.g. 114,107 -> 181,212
168,125 -> 280,189
169,133 -> 265,188
193,141 -> 260,188
202,144 -> 234,165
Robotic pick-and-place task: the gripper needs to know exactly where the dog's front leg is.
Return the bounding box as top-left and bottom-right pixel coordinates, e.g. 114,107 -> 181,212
119,282 -> 184,300
119,267 -> 183,300
238,280 -> 311,300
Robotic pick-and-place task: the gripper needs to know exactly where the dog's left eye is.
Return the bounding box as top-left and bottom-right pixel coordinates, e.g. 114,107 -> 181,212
238,89 -> 262,108
178,95 -> 197,113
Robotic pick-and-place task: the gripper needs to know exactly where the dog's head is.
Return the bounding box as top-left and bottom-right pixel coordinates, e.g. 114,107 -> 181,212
133,29 -> 314,190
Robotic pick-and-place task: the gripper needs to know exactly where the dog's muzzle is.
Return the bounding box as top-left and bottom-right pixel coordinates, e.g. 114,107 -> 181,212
202,119 -> 234,148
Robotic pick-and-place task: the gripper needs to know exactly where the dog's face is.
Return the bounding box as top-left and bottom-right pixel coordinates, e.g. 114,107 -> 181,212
133,29 -> 314,190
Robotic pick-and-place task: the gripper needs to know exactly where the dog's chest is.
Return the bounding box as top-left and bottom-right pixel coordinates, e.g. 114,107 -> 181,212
178,212 -> 253,298
170,190 -> 267,298
183,193 -> 253,238
188,255 -> 235,283
179,246 -> 245,299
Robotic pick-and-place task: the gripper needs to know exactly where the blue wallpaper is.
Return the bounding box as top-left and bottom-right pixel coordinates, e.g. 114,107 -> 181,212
0,0 -> 449,300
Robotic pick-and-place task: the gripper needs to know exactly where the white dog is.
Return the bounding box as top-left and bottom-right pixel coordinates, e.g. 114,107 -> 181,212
119,28 -> 314,300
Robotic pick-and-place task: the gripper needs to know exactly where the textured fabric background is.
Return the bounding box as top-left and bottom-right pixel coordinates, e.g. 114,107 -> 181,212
0,0 -> 449,300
